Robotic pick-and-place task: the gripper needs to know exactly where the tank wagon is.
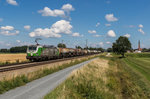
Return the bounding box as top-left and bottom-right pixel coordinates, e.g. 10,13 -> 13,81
26,44 -> 101,61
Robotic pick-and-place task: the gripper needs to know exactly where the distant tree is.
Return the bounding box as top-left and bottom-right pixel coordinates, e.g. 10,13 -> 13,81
112,36 -> 131,57
142,48 -> 150,52
57,43 -> 66,48
10,46 -> 27,53
76,46 -> 82,49
0,49 -> 9,53
97,47 -> 105,52
107,48 -> 113,52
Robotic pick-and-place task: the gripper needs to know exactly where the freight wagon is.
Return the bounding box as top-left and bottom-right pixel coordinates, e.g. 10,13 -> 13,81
26,44 -> 100,61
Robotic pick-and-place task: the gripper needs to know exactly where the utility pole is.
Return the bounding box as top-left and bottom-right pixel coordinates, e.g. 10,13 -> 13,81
61,40 -> 64,48
62,40 -> 64,45
86,39 -> 88,49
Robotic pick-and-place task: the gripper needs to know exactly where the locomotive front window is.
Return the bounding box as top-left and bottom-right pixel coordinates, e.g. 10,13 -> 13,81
29,46 -> 37,51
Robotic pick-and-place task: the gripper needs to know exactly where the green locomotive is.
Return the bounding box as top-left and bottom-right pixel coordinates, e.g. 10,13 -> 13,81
26,45 -> 59,61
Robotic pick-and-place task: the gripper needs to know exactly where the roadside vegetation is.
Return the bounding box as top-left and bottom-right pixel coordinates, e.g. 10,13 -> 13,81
0,55 -> 98,94
45,53 -> 150,99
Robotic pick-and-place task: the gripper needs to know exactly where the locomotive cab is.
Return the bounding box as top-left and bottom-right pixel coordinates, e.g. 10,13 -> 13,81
26,45 -> 42,61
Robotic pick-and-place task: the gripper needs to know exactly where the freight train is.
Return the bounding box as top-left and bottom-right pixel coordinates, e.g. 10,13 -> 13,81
26,44 -> 100,61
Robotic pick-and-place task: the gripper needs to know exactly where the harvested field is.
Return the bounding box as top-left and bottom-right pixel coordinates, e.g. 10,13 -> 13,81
0,53 -> 27,63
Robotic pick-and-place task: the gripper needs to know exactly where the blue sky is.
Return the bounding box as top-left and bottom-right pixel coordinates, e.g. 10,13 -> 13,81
0,0 -> 150,49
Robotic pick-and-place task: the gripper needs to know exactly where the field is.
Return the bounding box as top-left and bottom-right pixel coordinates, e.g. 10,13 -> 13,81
45,53 -> 150,99
0,53 -> 27,63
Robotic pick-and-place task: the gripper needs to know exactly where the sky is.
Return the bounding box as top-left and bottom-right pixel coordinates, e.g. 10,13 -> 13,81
0,0 -> 150,49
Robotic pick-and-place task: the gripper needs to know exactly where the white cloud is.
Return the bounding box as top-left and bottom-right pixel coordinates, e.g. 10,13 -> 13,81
105,14 -> 118,22
61,4 -> 74,12
29,20 -> 72,38
0,26 -> 14,31
0,25 -> 19,36
0,30 -> 19,36
6,0 -> 18,6
72,32 -> 81,37
106,41 -> 111,44
124,34 -> 130,38
96,22 -> 100,27
138,24 -> 143,28
24,25 -> 31,30
38,7 -> 65,17
107,30 -> 116,37
88,30 -> 97,34
138,28 -> 145,34
99,42 -> 103,47
16,40 -> 21,43
0,18 -> 3,22
105,24 -> 111,27
93,34 -> 101,37
38,4 -> 74,19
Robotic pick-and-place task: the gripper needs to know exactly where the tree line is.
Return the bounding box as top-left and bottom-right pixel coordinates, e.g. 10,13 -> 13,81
0,46 -> 27,53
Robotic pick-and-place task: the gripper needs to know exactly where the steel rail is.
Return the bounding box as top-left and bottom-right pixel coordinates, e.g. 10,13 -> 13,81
0,54 -> 98,72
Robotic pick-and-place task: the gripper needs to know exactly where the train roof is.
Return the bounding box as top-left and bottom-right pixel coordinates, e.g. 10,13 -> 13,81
28,45 -> 56,48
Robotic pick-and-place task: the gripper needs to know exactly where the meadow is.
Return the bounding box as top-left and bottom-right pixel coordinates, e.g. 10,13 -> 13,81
0,53 -> 27,64
45,53 -> 150,99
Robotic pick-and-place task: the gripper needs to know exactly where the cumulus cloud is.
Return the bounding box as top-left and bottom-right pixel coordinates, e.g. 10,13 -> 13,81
96,22 -> 100,27
16,40 -> 21,43
138,24 -> 144,34
0,25 -> 19,36
105,24 -> 111,27
72,32 -> 82,37
138,28 -> 145,34
38,4 -> 74,19
105,14 -> 118,22
29,20 -> 72,38
93,34 -> 101,37
106,41 -> 111,44
107,30 -> 116,37
38,7 -> 65,17
61,4 -> 74,12
88,30 -> 97,34
124,34 -> 130,38
138,24 -> 143,28
0,26 -> 14,31
0,30 -> 19,36
24,25 -> 31,30
6,0 -> 18,6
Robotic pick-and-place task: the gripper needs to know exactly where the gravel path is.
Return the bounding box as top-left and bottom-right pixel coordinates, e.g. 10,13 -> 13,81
0,58 -> 96,99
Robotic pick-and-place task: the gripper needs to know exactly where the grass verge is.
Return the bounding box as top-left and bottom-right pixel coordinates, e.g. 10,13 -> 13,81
45,54 -> 150,99
0,55 -> 98,94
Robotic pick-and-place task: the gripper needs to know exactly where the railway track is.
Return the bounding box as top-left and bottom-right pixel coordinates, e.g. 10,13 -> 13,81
0,54 -> 98,72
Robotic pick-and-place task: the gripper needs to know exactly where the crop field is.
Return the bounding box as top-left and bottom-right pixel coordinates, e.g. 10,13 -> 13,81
45,53 -> 150,99
0,53 -> 27,63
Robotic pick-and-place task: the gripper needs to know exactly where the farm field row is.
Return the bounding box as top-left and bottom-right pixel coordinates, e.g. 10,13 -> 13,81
0,53 -> 27,63
45,54 -> 150,99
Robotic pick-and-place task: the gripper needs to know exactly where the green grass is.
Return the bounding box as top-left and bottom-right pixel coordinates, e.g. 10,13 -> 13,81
126,52 -> 150,58
45,53 -> 150,99
45,58 -> 114,99
0,55 -> 98,94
